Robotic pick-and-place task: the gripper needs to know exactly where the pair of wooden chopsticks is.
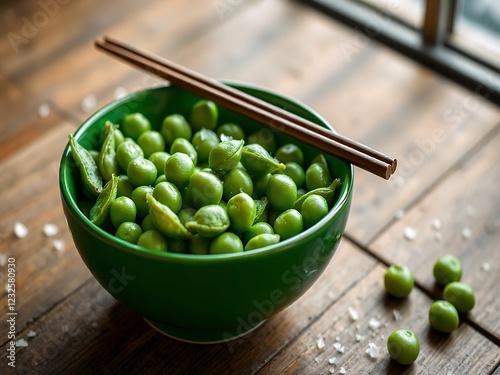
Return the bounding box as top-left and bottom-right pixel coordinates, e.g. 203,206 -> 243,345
95,37 -> 397,179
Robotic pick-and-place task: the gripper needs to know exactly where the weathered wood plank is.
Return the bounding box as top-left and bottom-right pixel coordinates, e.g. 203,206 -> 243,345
370,130 -> 500,342
1,241 -> 376,374
260,265 -> 500,375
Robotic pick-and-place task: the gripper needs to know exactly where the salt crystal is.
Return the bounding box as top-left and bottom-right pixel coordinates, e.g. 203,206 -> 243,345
355,334 -> 364,342
14,222 -> 28,238
113,86 -> 127,100
462,227 -> 471,239
434,232 -> 443,242
347,307 -> 359,321
317,335 -> 325,350
27,330 -> 37,338
333,342 -> 344,353
368,317 -> 382,330
466,205 -> 476,217
432,218 -> 441,230
38,103 -> 50,118
403,227 -> 417,241
328,292 -> 336,300
314,357 -> 320,364
481,262 -> 491,272
392,309 -> 402,321
0,254 -> 6,267
220,134 -> 231,142
394,209 -> 405,220
328,357 -> 337,364
81,94 -> 97,113
335,336 -> 341,342
53,239 -> 65,252
62,324 -> 69,333
355,324 -> 360,331
365,342 -> 380,359
43,223 -> 59,237
16,339 -> 28,347
329,368 -> 335,374
380,334 -> 385,340
339,367 -> 347,374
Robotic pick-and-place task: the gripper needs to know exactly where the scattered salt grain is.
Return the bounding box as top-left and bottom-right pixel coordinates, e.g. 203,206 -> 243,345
355,334 -> 364,342
27,330 -> 37,338
38,103 -> 50,118
81,94 -> 97,113
434,232 -> 443,243
61,324 -> 69,333
333,342 -> 344,354
317,335 -> 325,350
394,209 -> 405,220
14,222 -> 28,238
339,367 -> 347,374
380,334 -> 385,341
432,218 -> 441,230
462,227 -> 471,239
16,339 -> 28,348
53,239 -> 65,252
328,357 -> 337,364
466,205 -> 476,217
368,317 -> 382,331
329,367 -> 335,374
392,309 -> 402,321
403,227 -> 417,241
335,336 -> 341,342
0,254 -> 6,267
314,357 -> 320,364
347,307 -> 359,321
43,223 -> 59,237
365,342 -> 380,359
355,324 -> 360,331
328,291 -> 336,299
113,86 -> 128,100
481,262 -> 491,272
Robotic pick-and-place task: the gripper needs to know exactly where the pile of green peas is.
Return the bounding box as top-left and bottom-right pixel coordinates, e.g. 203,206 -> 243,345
69,100 -> 341,255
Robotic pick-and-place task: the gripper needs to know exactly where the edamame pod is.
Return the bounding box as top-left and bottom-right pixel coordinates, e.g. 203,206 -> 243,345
69,134 -> 103,197
90,174 -> 119,227
185,205 -> 230,238
240,144 -> 285,177
294,179 -> 341,211
146,194 -> 190,240
99,121 -> 120,182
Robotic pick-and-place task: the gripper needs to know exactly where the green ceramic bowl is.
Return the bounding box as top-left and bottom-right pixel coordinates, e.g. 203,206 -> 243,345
59,82 -> 353,343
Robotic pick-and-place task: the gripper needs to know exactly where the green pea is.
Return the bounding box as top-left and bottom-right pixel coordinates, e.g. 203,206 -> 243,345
167,239 -> 188,254
305,162 -> 332,191
98,122 -> 119,182
274,209 -> 303,241
433,254 -> 462,286
217,123 -> 245,140
301,194 -> 329,229
190,100 -> 218,131
283,162 -> 305,188
253,173 -> 271,198
131,185 -> 154,218
153,182 -> 182,214
294,179 -> 341,211
115,222 -> 142,244
387,329 -> 420,365
161,114 -> 192,146
170,138 -> 198,166
146,194 -> 190,240
116,175 -> 134,198
227,193 -> 256,232
247,129 -> 276,154
138,130 -> 166,158
154,174 -> 167,186
267,174 -> 297,212
443,282 -> 475,314
241,144 -> 285,177
245,233 -> 280,251
223,168 -> 253,201
191,129 -> 219,163
121,113 -> 151,140
90,174 -> 118,227
188,171 -> 223,208
209,139 -> 244,172
110,196 -> 137,228
116,140 -> 144,172
275,144 -> 304,166
185,204 -> 230,238
114,128 -> 124,148
164,152 -> 195,190
384,264 -> 414,298
68,135 -> 102,197
127,157 -> 157,187
137,229 -> 167,251
189,233 -> 211,255
429,300 -> 459,333
209,232 -> 243,254
141,214 -> 156,232
149,152 -> 170,174
243,222 -> 274,244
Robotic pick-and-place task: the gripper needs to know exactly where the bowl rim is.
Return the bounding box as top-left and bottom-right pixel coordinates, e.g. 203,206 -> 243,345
60,82 -> 354,263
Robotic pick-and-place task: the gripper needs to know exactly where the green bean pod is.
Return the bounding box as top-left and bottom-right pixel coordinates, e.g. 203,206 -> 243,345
293,179 -> 341,211
68,134 -> 103,197
90,174 -> 118,227
146,194 -> 191,240
98,121 -> 120,182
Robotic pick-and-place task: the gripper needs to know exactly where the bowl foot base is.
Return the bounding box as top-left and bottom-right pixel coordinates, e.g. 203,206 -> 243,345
144,318 -> 266,344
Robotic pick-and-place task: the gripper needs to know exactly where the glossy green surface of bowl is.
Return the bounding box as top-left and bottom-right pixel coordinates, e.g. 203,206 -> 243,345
59,83 -> 353,343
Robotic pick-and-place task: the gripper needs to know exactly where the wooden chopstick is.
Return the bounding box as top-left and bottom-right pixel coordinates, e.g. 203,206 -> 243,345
95,38 -> 395,180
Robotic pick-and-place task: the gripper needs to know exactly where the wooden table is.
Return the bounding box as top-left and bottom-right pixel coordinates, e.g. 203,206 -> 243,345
1,0 -> 499,373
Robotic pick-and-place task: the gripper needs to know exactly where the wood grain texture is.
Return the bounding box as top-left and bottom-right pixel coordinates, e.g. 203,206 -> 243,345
370,130 -> 500,342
